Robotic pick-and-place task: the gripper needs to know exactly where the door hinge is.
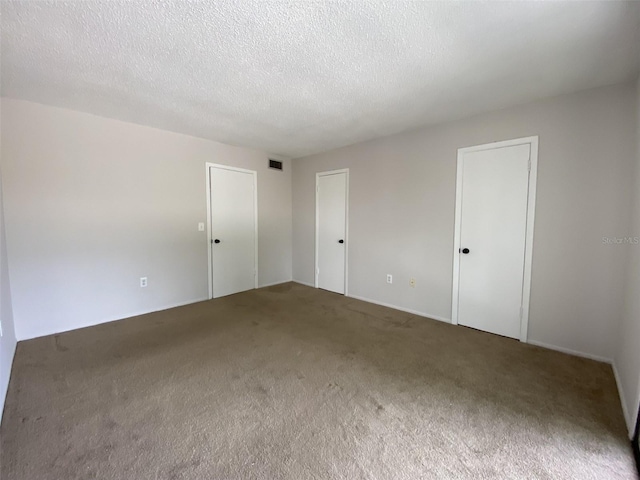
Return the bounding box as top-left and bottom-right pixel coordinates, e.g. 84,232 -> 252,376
520,306 -> 523,319
316,185 -> 319,193
528,159 -> 531,171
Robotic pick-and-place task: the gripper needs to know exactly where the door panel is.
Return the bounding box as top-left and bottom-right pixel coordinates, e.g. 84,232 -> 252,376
210,167 -> 256,298
317,172 -> 347,294
457,144 -> 530,339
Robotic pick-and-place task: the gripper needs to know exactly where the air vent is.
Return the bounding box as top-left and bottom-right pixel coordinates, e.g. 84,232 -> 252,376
269,159 -> 283,171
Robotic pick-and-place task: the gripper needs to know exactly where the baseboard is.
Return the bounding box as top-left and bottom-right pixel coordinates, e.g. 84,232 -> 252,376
0,337 -> 17,423
612,361 -> 633,438
112,296 -> 211,323
18,296 -> 210,341
526,339 -> 612,364
346,293 -> 451,324
258,279 -> 293,288
290,283 -> 452,324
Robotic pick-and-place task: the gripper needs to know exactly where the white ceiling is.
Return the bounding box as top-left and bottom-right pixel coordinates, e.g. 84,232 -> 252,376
2,1 -> 639,158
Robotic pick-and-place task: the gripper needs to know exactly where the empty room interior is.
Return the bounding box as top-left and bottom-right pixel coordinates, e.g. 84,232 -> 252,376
1,1 -> 640,478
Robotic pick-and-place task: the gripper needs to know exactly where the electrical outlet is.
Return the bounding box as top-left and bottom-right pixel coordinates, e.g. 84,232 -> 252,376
386,274 -> 393,284
140,277 -> 148,288
410,278 -> 416,288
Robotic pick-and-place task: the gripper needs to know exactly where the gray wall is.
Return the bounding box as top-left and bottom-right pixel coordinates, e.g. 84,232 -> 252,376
614,76 -> 640,435
293,82 -> 636,361
1,99 -> 292,340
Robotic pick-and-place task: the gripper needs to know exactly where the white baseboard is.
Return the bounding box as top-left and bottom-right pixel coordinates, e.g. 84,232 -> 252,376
0,337 -> 17,423
258,279 -> 293,289
19,296 -> 210,341
118,296 -> 211,320
346,293 -> 452,324
526,339 -> 612,364
290,282 -> 451,324
612,361 -> 634,438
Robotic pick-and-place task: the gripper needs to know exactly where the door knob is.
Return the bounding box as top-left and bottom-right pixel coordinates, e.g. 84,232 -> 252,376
459,248 -> 470,254
338,239 -> 344,244
214,239 -> 221,244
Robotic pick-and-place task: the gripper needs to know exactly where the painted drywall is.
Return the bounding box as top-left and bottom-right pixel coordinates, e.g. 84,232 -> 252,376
293,82 -> 636,362
1,99 -> 292,340
614,76 -> 640,436
0,141 -> 17,418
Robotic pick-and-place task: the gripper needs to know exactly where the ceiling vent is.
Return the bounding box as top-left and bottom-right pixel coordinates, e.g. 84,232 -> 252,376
269,159 -> 283,171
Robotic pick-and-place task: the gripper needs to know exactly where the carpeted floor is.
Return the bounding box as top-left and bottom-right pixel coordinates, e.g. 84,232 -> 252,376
0,282 -> 636,479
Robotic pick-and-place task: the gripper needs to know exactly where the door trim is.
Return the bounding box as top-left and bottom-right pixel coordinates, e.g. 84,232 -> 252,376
315,169 -> 349,295
451,136 -> 539,342
205,162 -> 258,300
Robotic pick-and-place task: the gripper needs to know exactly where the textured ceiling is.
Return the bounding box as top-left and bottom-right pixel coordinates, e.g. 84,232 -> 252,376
2,1 -> 640,158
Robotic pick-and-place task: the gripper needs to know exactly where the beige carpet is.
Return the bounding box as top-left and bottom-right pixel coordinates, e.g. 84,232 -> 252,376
1,282 -> 636,479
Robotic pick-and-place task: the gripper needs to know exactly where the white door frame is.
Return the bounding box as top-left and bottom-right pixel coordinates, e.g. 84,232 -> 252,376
451,136 -> 539,342
205,162 -> 258,300
315,169 -> 349,295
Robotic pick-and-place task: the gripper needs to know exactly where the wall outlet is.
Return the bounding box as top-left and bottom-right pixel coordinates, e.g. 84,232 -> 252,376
410,278 -> 416,288
198,222 -> 205,231
386,274 -> 393,284
140,277 -> 148,288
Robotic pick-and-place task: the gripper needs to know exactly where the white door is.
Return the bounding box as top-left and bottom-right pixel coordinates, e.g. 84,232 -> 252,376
316,171 -> 348,294
209,165 -> 257,298
454,140 -> 536,339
